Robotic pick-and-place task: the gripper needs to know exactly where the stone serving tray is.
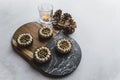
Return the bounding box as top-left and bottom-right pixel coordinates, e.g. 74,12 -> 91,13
11,22 -> 82,77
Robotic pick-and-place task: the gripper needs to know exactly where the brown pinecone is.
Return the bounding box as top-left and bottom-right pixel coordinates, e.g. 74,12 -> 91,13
52,10 -> 77,34
64,20 -> 70,27
58,20 -> 64,27
62,13 -> 72,20
63,19 -> 77,34
52,9 -> 63,29
54,13 -> 72,29
64,26 -> 75,34
52,19 -> 64,29
52,20 -> 58,26
53,9 -> 62,21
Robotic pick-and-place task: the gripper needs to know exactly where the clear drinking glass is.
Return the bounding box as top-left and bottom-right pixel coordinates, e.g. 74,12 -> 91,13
38,3 -> 53,24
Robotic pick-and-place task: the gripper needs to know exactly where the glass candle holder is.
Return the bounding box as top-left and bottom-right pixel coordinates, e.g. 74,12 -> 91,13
38,3 -> 53,24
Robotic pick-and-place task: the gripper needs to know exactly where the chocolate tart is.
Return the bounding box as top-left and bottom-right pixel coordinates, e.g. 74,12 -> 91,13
34,47 -> 51,63
17,33 -> 33,47
56,38 -> 72,54
39,26 -> 53,39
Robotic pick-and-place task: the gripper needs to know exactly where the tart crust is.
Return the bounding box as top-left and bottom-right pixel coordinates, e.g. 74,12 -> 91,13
56,38 -> 72,54
34,47 -> 51,63
17,33 -> 33,47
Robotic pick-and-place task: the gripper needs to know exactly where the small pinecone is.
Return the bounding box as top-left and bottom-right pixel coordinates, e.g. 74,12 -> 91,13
53,13 -> 72,29
63,19 -> 77,34
64,20 -> 70,27
52,10 -> 77,34
52,20 -> 58,26
52,19 -> 63,29
57,20 -> 65,28
64,26 -> 75,34
62,13 -> 72,20
53,9 -> 62,21
52,9 -> 63,29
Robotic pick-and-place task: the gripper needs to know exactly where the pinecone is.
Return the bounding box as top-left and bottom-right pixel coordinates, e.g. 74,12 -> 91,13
64,20 -> 70,27
52,20 -> 58,26
53,9 -> 62,21
52,10 -> 77,34
64,26 -> 75,34
62,13 -> 72,20
63,19 -> 77,34
58,20 -> 64,27
52,9 -> 63,29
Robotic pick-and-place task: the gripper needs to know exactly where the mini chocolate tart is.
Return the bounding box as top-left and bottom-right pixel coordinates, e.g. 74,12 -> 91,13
17,33 -> 33,47
34,47 -> 51,63
56,38 -> 72,54
39,26 -> 53,39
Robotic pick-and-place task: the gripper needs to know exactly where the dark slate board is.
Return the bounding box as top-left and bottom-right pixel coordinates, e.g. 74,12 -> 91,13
32,31 -> 82,77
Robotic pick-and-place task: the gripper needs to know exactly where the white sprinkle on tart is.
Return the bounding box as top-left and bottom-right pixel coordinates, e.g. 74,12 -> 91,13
34,47 -> 51,63
17,33 -> 33,47
56,38 -> 72,54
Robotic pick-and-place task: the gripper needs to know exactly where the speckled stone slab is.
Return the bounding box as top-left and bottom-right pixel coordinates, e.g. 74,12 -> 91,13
32,31 -> 82,77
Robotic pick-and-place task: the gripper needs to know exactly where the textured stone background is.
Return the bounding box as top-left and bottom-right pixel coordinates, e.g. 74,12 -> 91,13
0,0 -> 120,80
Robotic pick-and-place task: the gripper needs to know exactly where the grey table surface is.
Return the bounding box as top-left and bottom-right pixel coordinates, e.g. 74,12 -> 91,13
0,0 -> 120,80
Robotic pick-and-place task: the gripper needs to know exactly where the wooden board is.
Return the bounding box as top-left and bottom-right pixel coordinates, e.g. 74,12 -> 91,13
12,22 -> 58,61
11,22 -> 82,77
